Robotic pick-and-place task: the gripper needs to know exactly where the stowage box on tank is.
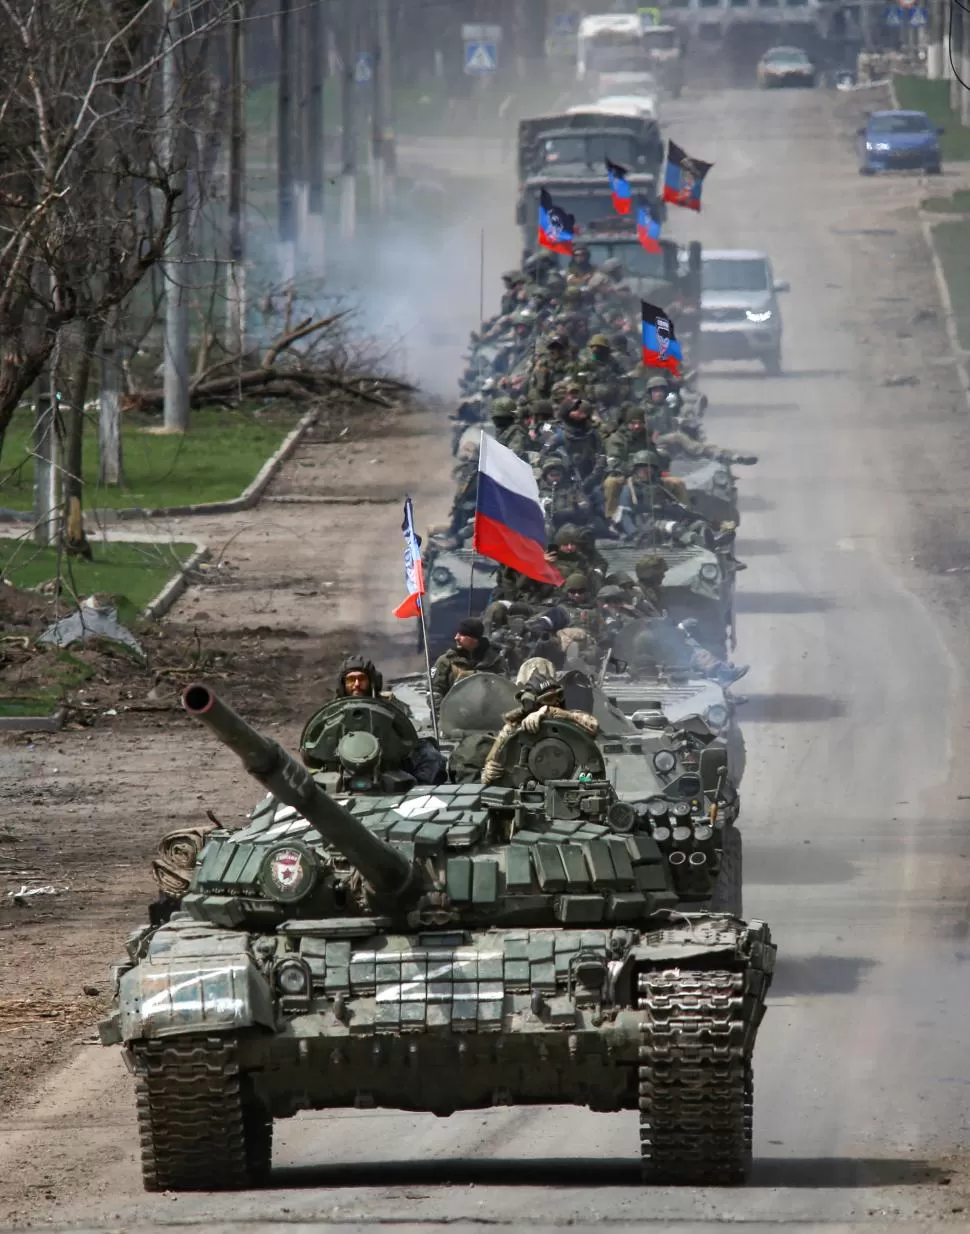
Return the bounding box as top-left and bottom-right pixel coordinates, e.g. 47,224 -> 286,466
100,685 -> 776,1193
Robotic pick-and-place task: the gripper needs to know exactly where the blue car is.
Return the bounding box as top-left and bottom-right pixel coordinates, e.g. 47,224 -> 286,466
857,109 -> 943,175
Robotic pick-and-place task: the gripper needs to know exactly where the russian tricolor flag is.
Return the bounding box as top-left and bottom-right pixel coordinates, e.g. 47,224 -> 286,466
473,434 -> 564,586
641,301 -> 683,378
637,199 -> 662,254
392,497 -> 426,619
606,158 -> 632,216
538,188 -> 576,256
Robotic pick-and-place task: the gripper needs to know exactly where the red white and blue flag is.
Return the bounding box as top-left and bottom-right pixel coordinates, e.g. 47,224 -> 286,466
606,158 -> 632,216
392,497 -> 426,619
538,188 -> 576,256
473,434 -> 564,586
636,198 -> 662,254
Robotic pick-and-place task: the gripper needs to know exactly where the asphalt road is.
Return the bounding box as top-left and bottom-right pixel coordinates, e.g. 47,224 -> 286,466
6,85 -> 970,1232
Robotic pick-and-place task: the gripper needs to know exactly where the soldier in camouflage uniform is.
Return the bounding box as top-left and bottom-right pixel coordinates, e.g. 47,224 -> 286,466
500,270 -> 527,315
527,332 -> 573,401
537,458 -> 593,531
612,450 -> 691,539
546,524 -> 605,588
430,618 -> 509,715
557,401 -> 604,488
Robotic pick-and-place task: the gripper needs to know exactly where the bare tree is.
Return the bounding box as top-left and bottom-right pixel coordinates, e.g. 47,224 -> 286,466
0,0 -> 230,463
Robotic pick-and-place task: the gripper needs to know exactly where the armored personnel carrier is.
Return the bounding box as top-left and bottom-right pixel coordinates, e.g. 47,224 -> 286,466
421,542 -> 500,658
598,540 -> 736,658
101,685 -> 772,1191
668,456 -> 740,528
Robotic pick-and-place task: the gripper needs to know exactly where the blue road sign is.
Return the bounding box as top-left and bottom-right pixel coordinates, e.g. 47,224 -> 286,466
464,41 -> 498,73
909,6 -> 928,25
553,12 -> 578,34
355,52 -> 373,84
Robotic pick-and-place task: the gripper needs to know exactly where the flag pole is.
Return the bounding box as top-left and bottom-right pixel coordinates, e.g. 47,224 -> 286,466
418,595 -> 440,743
479,228 -> 485,329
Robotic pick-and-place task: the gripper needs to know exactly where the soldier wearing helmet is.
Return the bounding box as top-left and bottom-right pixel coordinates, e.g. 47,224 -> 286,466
481,669 -> 598,786
537,457 -> 591,531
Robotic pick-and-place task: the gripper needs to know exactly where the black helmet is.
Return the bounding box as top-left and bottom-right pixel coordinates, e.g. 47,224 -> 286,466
335,654 -> 383,697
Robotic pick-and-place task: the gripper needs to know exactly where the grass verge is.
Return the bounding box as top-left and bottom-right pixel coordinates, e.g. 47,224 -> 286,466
0,405 -> 301,513
0,648 -> 93,718
893,77 -> 970,163
0,540 -> 197,624
922,189 -> 970,213
931,218 -> 970,350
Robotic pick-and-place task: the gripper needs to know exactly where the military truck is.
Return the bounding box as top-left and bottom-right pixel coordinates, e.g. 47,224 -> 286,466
100,684 -> 771,1190
516,110 -> 665,261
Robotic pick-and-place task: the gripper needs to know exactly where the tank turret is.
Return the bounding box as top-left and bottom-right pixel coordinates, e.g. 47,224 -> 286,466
182,683 -> 414,896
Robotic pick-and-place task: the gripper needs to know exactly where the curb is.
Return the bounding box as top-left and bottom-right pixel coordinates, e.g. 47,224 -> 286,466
0,705 -> 65,734
0,408 -> 319,525
919,214 -> 970,411
885,75 -> 970,413
140,543 -> 211,621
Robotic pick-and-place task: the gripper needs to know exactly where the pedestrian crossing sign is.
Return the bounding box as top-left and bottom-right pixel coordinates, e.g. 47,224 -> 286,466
464,41 -> 498,73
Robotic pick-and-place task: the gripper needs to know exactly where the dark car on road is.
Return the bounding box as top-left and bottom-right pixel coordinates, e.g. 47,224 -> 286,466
857,110 -> 943,176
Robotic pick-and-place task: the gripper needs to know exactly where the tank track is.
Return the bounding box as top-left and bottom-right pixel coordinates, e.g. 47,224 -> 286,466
133,1035 -> 272,1192
637,969 -> 753,1185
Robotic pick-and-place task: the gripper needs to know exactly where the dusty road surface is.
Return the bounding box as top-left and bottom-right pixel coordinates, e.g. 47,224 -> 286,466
5,84 -> 970,1231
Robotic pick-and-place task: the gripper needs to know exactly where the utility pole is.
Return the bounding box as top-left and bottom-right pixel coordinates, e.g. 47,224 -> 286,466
305,0 -> 325,264
278,0 -> 297,282
227,0 -> 247,354
162,0 -> 190,432
32,359 -> 57,546
962,7 -> 970,127
951,1 -> 963,111
337,0 -> 357,240
927,0 -> 943,78
372,0 -> 394,214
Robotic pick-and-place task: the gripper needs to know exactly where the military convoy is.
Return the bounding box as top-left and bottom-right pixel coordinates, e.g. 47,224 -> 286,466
98,59 -> 782,1194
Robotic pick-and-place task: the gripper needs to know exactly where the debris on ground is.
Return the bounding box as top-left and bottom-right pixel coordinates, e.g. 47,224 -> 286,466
36,596 -> 144,657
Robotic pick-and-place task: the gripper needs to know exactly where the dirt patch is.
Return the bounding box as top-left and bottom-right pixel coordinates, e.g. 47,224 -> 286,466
0,394 -> 452,1123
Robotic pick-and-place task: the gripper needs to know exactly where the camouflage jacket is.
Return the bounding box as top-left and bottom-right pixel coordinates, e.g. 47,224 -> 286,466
430,641 -> 508,710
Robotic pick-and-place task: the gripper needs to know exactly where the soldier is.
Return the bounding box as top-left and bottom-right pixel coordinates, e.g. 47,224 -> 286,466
481,671 -> 598,786
566,243 -> 594,286
605,403 -> 651,464
546,524 -> 605,585
612,450 -> 690,539
527,332 -> 573,400
634,554 -> 669,617
443,456 -> 478,543
499,269 -> 526,315
557,401 -> 604,487
537,457 -> 593,530
334,655 -> 386,699
430,618 -> 508,714
490,396 -> 519,444
331,656 -> 447,785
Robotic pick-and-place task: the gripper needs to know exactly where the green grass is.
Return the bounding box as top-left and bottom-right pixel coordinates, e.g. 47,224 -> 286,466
932,218 -> 970,350
0,648 -> 94,717
893,77 -> 970,162
0,405 -> 300,512
0,539 -> 197,624
922,189 -> 970,213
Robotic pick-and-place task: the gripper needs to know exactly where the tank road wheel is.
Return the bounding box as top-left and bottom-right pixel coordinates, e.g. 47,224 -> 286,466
708,825 -> 743,918
637,970 -> 752,1185
134,1036 -> 268,1192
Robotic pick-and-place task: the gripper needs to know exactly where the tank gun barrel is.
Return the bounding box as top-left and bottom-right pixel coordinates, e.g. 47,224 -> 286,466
182,684 -> 413,896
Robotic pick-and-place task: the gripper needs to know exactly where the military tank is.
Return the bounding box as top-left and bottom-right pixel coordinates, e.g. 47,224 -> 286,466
100,685 -> 774,1191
